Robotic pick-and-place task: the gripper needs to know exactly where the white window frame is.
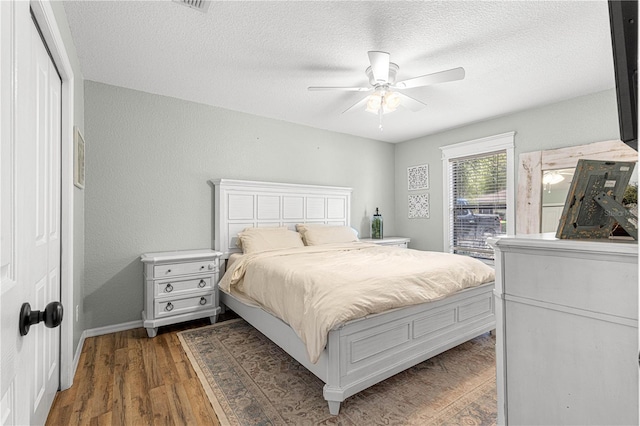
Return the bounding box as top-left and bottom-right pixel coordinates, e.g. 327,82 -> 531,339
440,132 -> 515,258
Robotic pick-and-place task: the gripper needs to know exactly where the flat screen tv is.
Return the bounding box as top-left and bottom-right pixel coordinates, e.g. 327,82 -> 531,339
556,159 -> 636,239
608,0 -> 637,151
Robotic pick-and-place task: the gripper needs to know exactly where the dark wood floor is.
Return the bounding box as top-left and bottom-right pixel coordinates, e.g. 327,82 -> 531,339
46,312 -> 238,425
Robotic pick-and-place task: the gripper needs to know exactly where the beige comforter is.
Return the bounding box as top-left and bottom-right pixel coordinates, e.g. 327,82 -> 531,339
219,243 -> 495,363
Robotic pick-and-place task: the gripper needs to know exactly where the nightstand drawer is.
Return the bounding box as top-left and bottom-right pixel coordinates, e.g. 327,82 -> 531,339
155,293 -> 214,318
360,237 -> 410,248
153,260 -> 217,278
383,242 -> 409,248
155,276 -> 213,297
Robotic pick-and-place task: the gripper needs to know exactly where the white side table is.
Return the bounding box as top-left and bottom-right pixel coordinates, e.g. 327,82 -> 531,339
360,237 -> 410,248
141,249 -> 222,337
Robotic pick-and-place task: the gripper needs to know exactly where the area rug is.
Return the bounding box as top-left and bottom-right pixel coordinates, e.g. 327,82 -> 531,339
178,318 -> 497,425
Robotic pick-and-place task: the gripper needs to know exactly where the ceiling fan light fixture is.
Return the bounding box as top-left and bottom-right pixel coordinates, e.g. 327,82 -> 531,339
385,91 -> 401,110
365,92 -> 382,113
365,89 -> 400,114
542,171 -> 565,185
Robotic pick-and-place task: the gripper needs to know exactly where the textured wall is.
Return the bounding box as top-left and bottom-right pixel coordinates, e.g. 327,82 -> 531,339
84,81 -> 621,329
83,81 -> 395,329
394,89 -> 621,252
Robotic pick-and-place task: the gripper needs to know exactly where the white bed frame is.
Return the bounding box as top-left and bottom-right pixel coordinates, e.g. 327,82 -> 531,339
211,179 -> 495,415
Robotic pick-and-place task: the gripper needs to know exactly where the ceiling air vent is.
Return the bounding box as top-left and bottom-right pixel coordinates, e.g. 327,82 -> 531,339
173,0 -> 210,13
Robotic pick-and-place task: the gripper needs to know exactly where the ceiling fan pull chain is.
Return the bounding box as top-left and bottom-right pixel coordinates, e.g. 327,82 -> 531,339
378,105 -> 384,131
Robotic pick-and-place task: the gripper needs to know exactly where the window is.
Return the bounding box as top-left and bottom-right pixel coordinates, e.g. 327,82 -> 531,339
441,132 -> 515,261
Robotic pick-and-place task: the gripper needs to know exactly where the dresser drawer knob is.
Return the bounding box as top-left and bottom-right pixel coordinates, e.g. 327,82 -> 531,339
165,283 -> 173,293
199,297 -> 207,305
198,280 -> 206,288
166,269 -> 172,274
165,302 -> 174,312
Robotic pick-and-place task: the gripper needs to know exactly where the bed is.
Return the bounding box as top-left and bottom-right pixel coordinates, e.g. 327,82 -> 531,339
211,179 -> 496,415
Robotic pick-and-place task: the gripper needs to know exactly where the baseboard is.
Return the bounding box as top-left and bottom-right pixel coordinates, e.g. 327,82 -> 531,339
71,319 -> 144,383
71,331 -> 86,381
84,319 -> 143,339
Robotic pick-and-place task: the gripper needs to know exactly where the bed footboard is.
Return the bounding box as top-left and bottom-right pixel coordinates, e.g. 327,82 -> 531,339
322,283 -> 495,414
220,282 -> 495,415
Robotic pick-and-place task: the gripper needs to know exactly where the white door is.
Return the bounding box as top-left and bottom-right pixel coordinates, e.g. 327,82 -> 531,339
1,2 -> 63,424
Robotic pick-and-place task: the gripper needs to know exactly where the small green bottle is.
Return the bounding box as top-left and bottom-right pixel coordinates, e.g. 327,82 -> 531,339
371,208 -> 383,239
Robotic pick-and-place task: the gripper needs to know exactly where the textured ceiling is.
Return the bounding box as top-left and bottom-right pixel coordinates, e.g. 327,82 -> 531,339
63,0 -> 615,143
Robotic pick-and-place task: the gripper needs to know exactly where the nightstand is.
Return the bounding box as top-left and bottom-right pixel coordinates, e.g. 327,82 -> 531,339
360,237 -> 411,248
141,249 -> 222,337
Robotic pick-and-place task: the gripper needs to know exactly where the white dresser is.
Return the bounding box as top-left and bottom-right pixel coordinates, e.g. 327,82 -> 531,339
491,234 -> 638,425
359,236 -> 410,248
141,249 -> 222,337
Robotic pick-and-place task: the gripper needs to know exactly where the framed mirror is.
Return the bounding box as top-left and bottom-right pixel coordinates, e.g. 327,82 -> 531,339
516,139 -> 638,234
540,167 -> 575,233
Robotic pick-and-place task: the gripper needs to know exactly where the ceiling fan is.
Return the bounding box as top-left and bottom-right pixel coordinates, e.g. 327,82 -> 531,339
308,51 -> 465,130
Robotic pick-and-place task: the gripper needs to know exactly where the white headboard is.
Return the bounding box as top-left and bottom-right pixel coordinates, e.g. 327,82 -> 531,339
211,179 -> 352,259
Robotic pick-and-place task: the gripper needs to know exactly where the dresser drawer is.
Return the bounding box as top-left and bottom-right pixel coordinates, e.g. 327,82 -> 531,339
502,249 -> 638,320
155,293 -> 214,318
153,260 -> 217,278
155,276 -> 213,297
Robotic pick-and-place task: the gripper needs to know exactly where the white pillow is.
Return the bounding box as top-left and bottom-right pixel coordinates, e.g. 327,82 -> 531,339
235,226 -> 288,249
237,227 -> 304,254
296,224 -> 358,245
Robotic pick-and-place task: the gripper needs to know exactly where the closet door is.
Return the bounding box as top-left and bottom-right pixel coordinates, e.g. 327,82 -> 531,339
0,3 -> 63,424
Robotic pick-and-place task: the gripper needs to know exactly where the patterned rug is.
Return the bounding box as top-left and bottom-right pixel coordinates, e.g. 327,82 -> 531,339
178,318 -> 497,425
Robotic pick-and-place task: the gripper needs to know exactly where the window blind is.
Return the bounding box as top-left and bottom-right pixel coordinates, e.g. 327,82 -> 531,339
448,150 -> 507,260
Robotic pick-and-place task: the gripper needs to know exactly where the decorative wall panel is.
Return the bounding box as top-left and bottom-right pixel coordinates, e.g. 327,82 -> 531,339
408,164 -> 429,191
408,193 -> 430,219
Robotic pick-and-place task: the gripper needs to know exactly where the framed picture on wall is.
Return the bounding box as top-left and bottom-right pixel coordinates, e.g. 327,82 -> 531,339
74,127 -> 85,189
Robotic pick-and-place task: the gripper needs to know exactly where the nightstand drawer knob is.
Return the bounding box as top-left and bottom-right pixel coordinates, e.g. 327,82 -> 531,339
166,269 -> 172,274
199,297 -> 207,305
165,302 -> 174,312
165,283 -> 173,293
208,263 -> 215,270
198,280 -> 206,288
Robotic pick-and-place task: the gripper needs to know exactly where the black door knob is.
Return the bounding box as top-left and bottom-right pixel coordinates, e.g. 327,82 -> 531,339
19,301 -> 63,336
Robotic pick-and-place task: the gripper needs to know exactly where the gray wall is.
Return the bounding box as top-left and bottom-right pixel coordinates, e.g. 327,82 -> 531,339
84,81 -> 395,329
394,89 -> 622,252
84,81 -> 624,330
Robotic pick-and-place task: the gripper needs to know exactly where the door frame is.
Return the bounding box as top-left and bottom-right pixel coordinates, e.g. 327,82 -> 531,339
29,0 -> 75,390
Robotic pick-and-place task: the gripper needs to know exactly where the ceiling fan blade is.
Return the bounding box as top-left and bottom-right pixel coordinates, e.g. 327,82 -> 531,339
308,86 -> 371,92
395,92 -> 427,112
342,95 -> 370,114
394,67 -> 465,89
368,51 -> 390,83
